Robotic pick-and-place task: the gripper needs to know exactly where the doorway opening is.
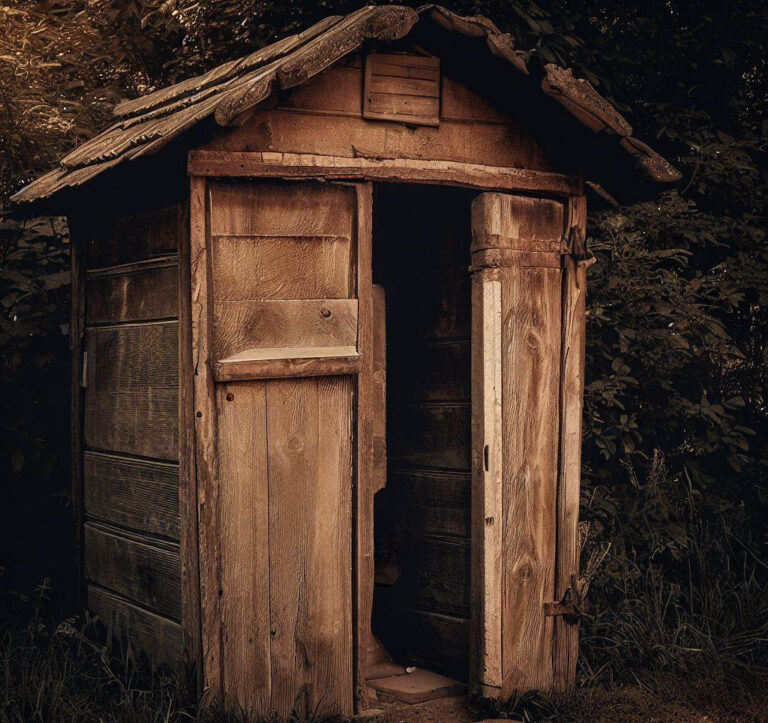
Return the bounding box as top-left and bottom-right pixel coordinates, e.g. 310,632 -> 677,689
368,183 -> 478,698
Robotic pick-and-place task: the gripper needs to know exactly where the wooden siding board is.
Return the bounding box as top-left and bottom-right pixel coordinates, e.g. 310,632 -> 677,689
86,257 -> 178,325
84,523 -> 182,620
84,321 -> 179,460
87,206 -> 178,269
83,451 -> 180,538
88,585 -> 184,669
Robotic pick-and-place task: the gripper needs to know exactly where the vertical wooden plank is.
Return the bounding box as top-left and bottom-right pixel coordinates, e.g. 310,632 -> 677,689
470,268 -> 503,697
189,175 -> 222,698
267,377 -> 353,718
217,381 -> 271,713
354,183 -> 375,711
178,198 -> 202,687
70,221 -> 86,611
471,193 -> 564,697
553,195 -> 587,692
500,263 -> 561,695
361,284 -> 388,690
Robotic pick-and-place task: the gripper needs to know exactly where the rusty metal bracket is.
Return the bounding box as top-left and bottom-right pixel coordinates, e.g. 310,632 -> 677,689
544,574 -> 589,621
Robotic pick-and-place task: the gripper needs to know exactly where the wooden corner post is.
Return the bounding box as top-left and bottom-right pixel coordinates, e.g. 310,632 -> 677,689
470,193 -> 574,697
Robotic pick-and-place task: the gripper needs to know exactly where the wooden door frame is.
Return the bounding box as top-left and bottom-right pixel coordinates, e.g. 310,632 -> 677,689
182,152 -> 586,708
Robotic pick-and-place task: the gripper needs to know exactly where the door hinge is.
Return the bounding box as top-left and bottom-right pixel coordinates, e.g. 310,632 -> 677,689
544,574 -> 589,621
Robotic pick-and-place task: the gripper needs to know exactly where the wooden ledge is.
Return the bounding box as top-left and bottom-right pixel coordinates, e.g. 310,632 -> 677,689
188,151 -> 582,196
214,345 -> 360,381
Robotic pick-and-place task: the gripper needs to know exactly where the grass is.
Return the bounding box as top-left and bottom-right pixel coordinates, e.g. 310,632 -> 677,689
1,576 -> 766,722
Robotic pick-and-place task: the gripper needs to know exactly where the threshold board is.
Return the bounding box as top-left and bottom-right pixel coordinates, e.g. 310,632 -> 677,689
368,668 -> 466,704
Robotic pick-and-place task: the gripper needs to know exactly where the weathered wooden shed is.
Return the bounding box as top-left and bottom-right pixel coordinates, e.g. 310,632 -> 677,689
12,4 -> 679,717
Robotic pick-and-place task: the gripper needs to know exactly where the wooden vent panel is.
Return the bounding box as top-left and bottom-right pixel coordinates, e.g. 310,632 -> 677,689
364,53 -> 440,127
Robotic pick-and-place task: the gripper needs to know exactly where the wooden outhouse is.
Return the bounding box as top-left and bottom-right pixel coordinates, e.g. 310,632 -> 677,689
13,5 -> 678,717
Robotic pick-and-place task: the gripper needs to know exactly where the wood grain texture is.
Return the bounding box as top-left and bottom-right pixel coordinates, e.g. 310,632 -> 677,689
214,351 -> 360,382
86,257 -> 178,324
86,206 -> 178,269
213,298 -> 358,361
267,377 -> 354,718
364,54 -> 440,126
471,193 -> 564,696
84,523 -> 181,620
212,235 -> 352,300
84,321 -> 179,460
190,174 -> 223,697
470,268 -> 503,695
216,381 -> 271,714
354,183 -> 375,712
385,469 -> 470,539
203,108 -> 553,172
194,178 -> 361,715
208,180 -> 355,238
88,585 -> 184,668
177,195 -> 202,686
84,451 -> 179,538
553,195 -> 587,693
189,151 -> 581,197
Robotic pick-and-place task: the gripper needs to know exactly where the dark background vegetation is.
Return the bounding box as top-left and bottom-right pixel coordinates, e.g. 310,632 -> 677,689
1,1 -> 766,720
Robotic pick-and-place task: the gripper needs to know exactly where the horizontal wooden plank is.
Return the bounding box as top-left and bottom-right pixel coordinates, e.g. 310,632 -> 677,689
203,109 -> 555,172
87,206 -> 178,269
369,53 -> 439,70
389,403 -> 471,471
385,469 -> 470,539
211,235 -> 352,300
278,64 -> 512,125
373,597 -> 469,682
369,76 -> 439,98
208,180 -> 355,237
84,523 -> 181,620
215,350 -> 360,381
84,451 -> 180,539
85,321 -> 178,460
393,537 -> 470,617
86,257 -> 178,324
366,94 -> 439,123
189,152 -> 582,197
371,60 -> 439,81
213,298 -> 358,361
88,585 -> 184,668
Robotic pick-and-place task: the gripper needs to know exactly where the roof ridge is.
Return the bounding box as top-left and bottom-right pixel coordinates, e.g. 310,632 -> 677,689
11,3 -> 680,205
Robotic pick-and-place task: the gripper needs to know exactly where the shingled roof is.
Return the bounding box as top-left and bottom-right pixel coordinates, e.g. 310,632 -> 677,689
11,4 -> 680,204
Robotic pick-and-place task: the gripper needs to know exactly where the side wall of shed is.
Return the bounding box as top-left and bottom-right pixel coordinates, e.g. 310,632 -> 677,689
72,205 -> 185,668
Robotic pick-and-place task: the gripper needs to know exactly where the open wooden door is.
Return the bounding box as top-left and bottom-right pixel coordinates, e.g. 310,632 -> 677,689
189,177 -> 371,718
470,193 -> 586,698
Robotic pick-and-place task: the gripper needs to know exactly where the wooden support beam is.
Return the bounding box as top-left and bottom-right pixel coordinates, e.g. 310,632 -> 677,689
188,151 -> 583,197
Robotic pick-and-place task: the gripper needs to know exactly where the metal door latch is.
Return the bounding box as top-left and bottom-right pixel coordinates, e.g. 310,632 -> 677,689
544,574 -> 589,621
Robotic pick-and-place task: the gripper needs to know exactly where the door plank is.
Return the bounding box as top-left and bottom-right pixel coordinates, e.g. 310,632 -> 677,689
217,381 -> 271,713
266,377 -> 353,718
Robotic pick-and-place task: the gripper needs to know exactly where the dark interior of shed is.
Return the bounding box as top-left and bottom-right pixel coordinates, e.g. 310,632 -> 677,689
370,183 -> 478,686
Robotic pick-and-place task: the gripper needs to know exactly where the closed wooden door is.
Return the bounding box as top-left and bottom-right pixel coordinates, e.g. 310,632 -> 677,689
189,178 -> 371,717
470,193 -> 586,697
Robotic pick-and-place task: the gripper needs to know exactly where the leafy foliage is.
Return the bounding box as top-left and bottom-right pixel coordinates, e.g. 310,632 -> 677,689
0,0 -> 766,699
